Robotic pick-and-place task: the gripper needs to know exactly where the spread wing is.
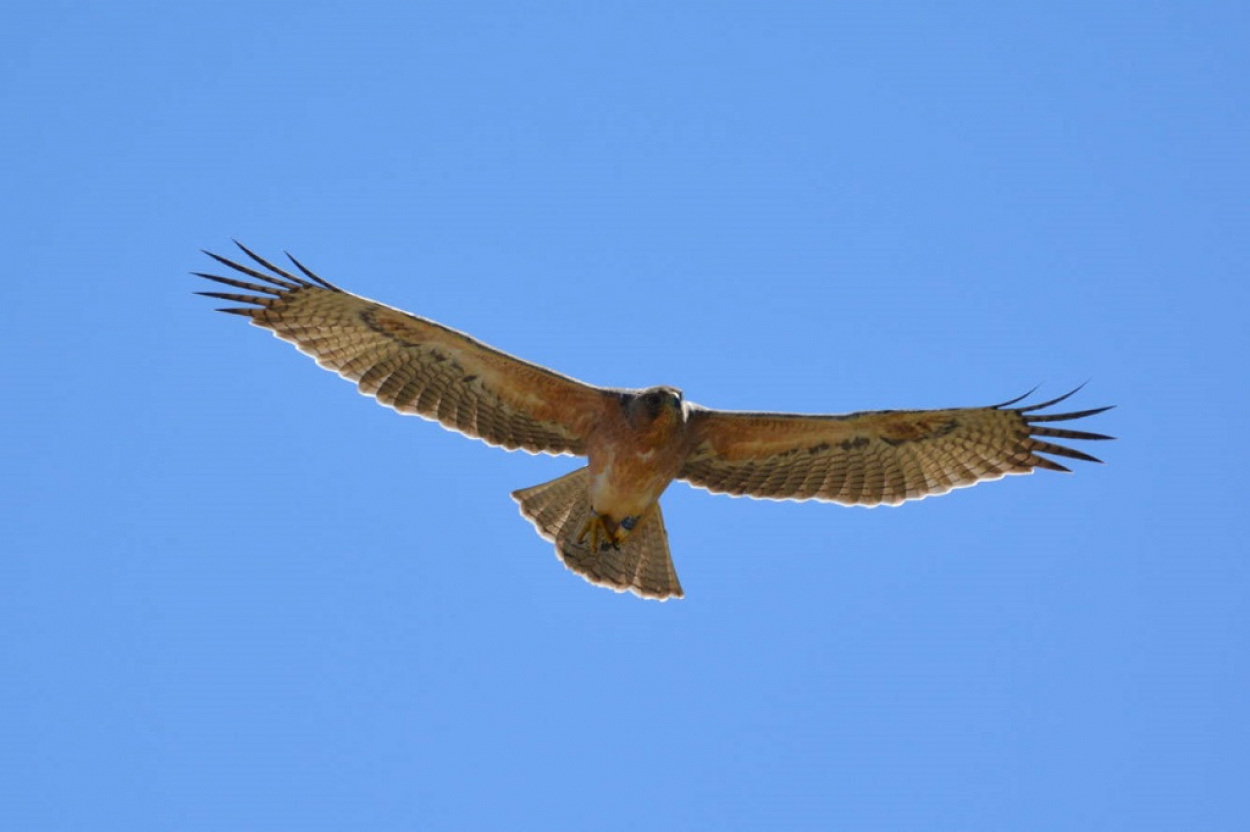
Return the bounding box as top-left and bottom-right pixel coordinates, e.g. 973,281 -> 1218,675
678,388 -> 1113,506
195,243 -> 608,455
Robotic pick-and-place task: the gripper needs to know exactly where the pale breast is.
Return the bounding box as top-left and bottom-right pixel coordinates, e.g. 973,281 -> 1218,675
584,401 -> 695,519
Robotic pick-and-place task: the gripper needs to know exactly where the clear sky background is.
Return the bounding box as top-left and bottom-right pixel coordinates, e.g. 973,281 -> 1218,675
3,3 -> 1246,830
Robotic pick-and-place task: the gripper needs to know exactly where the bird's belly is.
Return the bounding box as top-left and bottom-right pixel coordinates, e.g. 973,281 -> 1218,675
588,451 -> 679,519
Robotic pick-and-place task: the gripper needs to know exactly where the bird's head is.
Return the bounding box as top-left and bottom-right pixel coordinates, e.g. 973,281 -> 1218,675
628,385 -> 686,425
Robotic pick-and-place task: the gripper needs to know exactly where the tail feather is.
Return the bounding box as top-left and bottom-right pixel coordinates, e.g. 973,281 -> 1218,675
511,468 -> 684,601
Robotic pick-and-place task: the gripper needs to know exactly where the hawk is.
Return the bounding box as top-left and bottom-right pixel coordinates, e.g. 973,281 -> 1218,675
195,243 -> 1114,601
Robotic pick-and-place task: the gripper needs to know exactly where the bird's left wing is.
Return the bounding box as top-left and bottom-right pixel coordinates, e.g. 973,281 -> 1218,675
195,243 -> 608,455
678,388 -> 1113,506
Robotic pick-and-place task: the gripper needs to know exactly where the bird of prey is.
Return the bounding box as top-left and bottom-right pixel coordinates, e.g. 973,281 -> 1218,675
195,243 -> 1114,601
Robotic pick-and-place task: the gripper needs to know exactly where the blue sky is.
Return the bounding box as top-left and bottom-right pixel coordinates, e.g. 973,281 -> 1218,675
3,2 -> 1246,829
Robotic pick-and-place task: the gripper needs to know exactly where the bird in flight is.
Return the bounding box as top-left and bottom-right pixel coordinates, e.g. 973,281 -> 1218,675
195,243 -> 1113,601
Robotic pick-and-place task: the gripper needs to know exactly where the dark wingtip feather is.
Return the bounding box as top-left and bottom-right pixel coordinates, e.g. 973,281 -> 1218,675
1017,382 -> 1089,413
993,384 -> 1116,473
1030,440 -> 1103,464
1030,425 -> 1115,442
284,250 -> 338,290
231,241 -> 307,287
191,271 -> 285,296
195,290 -> 273,306
199,249 -> 302,290
1032,457 -> 1073,473
195,245 -> 343,322
992,385 -> 1040,409
1026,404 -> 1116,424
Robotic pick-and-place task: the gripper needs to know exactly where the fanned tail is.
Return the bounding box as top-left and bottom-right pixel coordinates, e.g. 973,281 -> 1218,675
511,468 -> 683,601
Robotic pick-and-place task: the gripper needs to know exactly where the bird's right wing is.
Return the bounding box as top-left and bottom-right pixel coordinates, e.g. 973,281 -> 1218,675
195,243 -> 609,456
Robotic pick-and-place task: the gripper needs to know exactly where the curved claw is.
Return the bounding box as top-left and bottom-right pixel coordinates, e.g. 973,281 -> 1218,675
577,512 -> 622,552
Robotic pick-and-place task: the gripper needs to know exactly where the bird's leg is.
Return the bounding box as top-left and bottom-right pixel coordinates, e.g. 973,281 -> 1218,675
577,511 -> 623,552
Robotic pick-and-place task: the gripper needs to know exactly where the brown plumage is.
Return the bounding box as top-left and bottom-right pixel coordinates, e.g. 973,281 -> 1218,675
196,243 -> 1114,601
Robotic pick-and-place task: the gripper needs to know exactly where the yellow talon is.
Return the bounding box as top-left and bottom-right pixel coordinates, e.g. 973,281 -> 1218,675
577,512 -> 622,552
